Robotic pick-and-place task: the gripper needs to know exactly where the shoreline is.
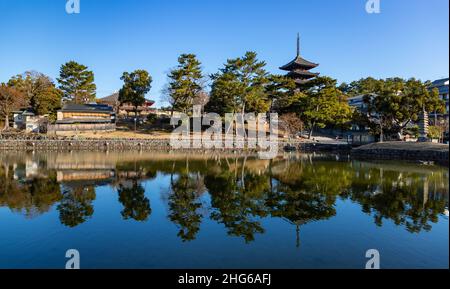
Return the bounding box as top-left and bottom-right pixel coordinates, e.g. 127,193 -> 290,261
351,142 -> 449,166
0,139 -> 448,166
0,138 -> 352,152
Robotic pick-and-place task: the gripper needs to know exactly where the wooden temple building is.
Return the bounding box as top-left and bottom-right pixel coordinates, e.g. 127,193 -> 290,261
97,92 -> 155,117
280,34 -> 320,86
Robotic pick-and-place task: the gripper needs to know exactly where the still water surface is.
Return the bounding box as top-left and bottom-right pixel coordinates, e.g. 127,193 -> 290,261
0,151 -> 448,269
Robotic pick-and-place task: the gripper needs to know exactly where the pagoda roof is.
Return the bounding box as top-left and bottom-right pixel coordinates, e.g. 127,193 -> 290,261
287,70 -> 320,78
280,55 -> 319,71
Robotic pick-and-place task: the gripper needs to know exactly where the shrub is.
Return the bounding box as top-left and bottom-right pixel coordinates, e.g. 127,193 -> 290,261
428,126 -> 442,140
146,113 -> 157,124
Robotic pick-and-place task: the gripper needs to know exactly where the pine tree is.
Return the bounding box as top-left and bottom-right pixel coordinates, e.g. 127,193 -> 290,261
206,51 -> 270,115
57,61 -> 96,104
165,54 -> 204,116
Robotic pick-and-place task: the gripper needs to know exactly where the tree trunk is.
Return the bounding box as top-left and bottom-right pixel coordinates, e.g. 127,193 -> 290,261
134,108 -> 138,132
308,123 -> 315,140
241,104 -> 246,130
3,116 -> 9,131
398,119 -> 411,141
170,106 -> 176,129
379,124 -> 384,143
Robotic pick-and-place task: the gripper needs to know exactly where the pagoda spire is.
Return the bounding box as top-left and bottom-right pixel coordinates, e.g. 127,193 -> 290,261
280,34 -> 320,86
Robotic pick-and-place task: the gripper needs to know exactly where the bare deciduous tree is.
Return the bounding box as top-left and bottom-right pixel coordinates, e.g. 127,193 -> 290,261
279,113 -> 304,142
0,84 -> 27,131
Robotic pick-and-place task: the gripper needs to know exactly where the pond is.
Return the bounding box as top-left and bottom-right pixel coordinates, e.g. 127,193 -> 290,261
0,151 -> 448,269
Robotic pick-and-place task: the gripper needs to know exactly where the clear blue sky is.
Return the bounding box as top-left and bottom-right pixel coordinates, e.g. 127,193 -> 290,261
0,0 -> 448,107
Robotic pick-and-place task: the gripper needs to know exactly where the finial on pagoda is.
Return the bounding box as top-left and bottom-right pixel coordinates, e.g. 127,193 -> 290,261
280,35 -> 320,86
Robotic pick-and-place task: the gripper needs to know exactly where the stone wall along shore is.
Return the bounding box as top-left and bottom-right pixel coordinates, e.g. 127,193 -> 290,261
0,139 -> 352,153
351,142 -> 449,165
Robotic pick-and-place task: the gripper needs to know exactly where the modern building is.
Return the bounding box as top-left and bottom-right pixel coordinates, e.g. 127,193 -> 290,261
280,34 -> 320,86
429,78 -> 449,122
12,109 -> 48,133
347,94 -> 375,131
348,95 -> 367,111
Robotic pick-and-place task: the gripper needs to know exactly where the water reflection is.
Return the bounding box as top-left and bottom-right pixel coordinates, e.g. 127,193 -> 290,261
118,180 -> 151,222
58,185 -> 95,228
345,165 -> 448,233
0,152 -> 448,245
169,171 -> 204,241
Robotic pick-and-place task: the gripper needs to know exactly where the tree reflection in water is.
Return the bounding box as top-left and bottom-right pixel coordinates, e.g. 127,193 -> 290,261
118,180 -> 151,222
206,168 -> 269,243
0,153 -> 448,243
58,186 -> 95,227
168,169 -> 204,242
0,163 -> 61,218
344,167 -> 448,233
267,159 -> 352,247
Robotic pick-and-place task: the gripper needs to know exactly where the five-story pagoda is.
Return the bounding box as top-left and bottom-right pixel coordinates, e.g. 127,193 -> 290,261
280,34 -> 319,86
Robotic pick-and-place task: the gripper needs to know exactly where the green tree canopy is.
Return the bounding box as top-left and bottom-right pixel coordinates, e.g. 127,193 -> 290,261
342,77 -> 381,97
8,71 -> 62,121
165,54 -> 204,116
119,69 -> 152,117
351,77 -> 444,140
296,76 -> 353,138
206,51 -> 270,115
266,74 -> 302,113
57,61 -> 96,104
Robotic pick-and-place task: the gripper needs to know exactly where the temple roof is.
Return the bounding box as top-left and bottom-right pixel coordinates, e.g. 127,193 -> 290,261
59,103 -> 114,113
98,92 -> 155,107
280,56 -> 319,71
287,70 -> 320,79
98,92 -> 120,104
